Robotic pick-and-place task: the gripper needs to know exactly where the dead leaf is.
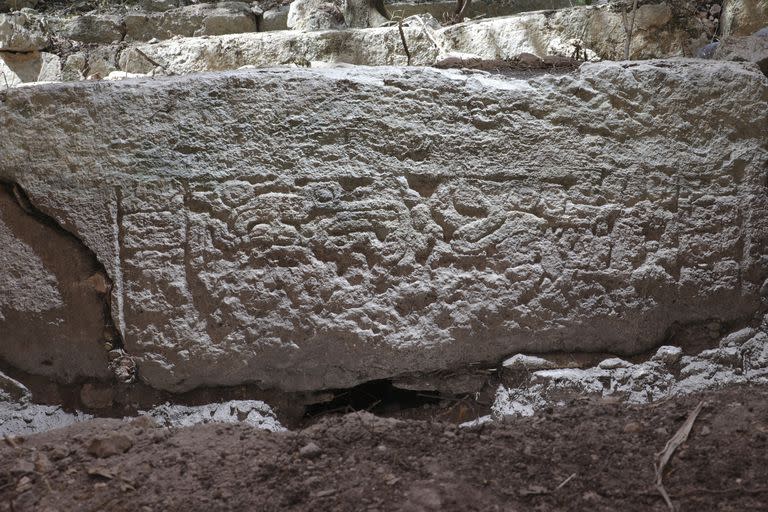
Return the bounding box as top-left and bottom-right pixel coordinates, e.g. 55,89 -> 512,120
519,485 -> 549,496
87,466 -> 115,480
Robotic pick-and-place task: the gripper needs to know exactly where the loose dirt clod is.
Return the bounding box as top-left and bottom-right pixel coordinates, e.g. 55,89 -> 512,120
86,433 -> 134,458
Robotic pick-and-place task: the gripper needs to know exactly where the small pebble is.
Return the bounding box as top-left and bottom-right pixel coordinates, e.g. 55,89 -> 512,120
299,441 -> 323,459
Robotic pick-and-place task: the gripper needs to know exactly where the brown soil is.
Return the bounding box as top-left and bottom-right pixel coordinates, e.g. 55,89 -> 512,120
2,385 -> 768,512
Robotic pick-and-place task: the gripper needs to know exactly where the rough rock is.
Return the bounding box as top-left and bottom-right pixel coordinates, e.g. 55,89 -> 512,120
0,11 -> 48,51
743,332 -> 768,370
650,345 -> 683,365
598,357 -> 632,369
0,0 -> 38,12
287,0 -> 345,31
720,0 -> 768,37
437,2 -> 697,61
61,45 -> 119,81
721,327 -> 758,347
261,4 -> 291,31
0,370 -> 30,402
59,14 -> 124,44
10,460 -> 35,475
0,50 -> 60,88
123,2 -> 258,42
343,0 -> 390,28
493,321 -> 768,419
502,354 -> 557,371
386,0 -> 574,25
0,61 -> 766,393
141,0 -> 182,12
714,35 -> 768,76
118,3 -> 705,76
696,41 -> 719,58
224,0 -> 577,33
146,400 -> 285,431
0,401 -> 92,437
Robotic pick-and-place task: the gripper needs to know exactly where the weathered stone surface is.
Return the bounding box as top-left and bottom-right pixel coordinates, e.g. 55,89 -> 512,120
0,0 -> 38,13
492,319 -> 768,419
0,51 -> 60,88
438,3 -> 691,61
0,60 -> 766,393
0,401 -> 92,437
121,3 -> 704,75
502,354 -> 557,371
120,25 -> 435,73
721,0 -> 768,37
59,14 -> 124,44
715,35 -> 768,76
140,0 -> 182,11
124,1 -> 258,42
387,0 -> 575,25
0,370 -> 30,403
343,0 -> 390,28
87,432 -> 134,457
0,11 -> 48,51
61,45 -> 120,81
287,0 -> 345,31
261,5 -> 291,31
79,383 -> 115,409
146,400 -> 285,430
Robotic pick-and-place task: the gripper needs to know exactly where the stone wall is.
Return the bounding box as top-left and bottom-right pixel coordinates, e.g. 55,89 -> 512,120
0,2 -> 722,89
0,60 -> 766,392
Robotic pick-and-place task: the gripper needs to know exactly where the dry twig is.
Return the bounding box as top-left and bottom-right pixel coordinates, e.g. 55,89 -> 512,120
621,0 -> 639,60
134,48 -> 172,75
654,401 -> 704,511
3,436 -> 21,449
555,472 -> 577,491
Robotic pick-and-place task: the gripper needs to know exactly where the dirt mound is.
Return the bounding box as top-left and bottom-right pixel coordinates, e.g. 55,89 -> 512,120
1,385 -> 767,511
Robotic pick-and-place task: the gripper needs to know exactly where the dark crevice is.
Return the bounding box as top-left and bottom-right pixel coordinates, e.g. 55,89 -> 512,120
304,380 -> 442,419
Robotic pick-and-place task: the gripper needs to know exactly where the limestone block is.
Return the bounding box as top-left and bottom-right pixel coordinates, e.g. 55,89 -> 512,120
0,11 -> 48,51
125,1 -> 257,42
714,35 -> 768,76
343,0 -> 389,28
125,3 -> 703,76
60,15 -> 124,44
0,61 -> 766,393
287,0 -> 344,31
0,51 -> 59,89
261,5 -> 290,31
